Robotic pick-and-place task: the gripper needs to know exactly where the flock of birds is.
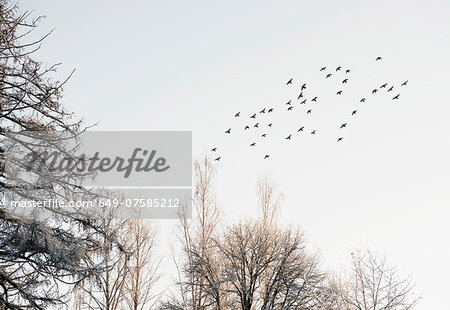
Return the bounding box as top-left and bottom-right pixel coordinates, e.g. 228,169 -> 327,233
211,57 -> 409,161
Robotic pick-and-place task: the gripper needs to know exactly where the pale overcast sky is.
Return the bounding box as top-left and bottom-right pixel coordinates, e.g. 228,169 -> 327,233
20,1 -> 450,309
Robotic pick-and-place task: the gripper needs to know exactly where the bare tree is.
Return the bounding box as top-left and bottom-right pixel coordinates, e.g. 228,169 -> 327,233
162,173 -> 327,310
257,176 -> 326,310
257,175 -> 283,228
334,249 -> 420,310
123,219 -> 160,310
74,209 -> 161,310
215,220 -> 325,310
161,156 -> 222,309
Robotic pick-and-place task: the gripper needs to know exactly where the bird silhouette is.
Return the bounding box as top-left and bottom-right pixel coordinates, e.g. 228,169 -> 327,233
235,112 -> 240,117
297,92 -> 303,99
387,86 -> 394,92
251,113 -> 256,118
401,80 -> 408,86
372,89 -> 378,94
259,108 -> 266,113
301,83 -> 307,90
254,123 -> 259,128
250,143 -> 256,147
320,67 -> 326,71
392,94 -> 400,100
346,69 -> 351,74
380,83 -> 388,88
286,78 -> 293,85
342,79 -> 348,84
360,98 -> 366,103
286,134 -> 292,140
211,148 -> 217,152
298,126 -> 304,132
336,66 -> 342,71
287,106 -> 293,111
340,123 -> 347,129
376,56 -> 382,61
225,128 -> 231,134
268,123 -> 272,127
352,110 -> 357,115
337,137 -> 343,142
244,126 -> 250,130
337,91 -> 343,95
262,134 -> 267,137
264,155 -> 270,159
307,109 -> 312,114
312,96 -> 317,102
214,157 -> 221,161
300,99 -> 307,104
311,130 -> 316,134
286,100 -> 292,105
268,108 -> 274,113
326,73 -> 332,79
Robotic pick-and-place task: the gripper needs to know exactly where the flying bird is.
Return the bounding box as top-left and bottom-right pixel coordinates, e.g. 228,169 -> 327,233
387,86 -> 394,92
360,98 -> 366,103
300,99 -> 307,104
340,123 -> 347,129
268,108 -> 274,113
337,137 -> 343,142
250,143 -> 256,147
307,109 -> 312,114
235,112 -> 240,117
288,106 -> 293,111
254,123 -> 259,128
372,89 -> 378,94
352,110 -> 357,115
251,113 -> 256,118
286,134 -> 292,140
262,134 -> 267,137
259,108 -> 266,113
380,83 -> 388,88
376,56 -> 382,61
225,128 -> 231,134
268,123 -> 272,127
312,96 -> 317,102
297,92 -> 303,99
337,90 -> 343,95
311,130 -> 316,134
342,79 -> 349,84
301,83 -> 307,90
214,157 -> 221,161
264,155 -> 270,159
286,100 -> 292,105
326,73 -> 332,79
244,126 -> 250,130
336,66 -> 342,71
392,94 -> 400,100
298,126 -> 304,132
286,78 -> 293,85
401,80 -> 408,86
320,67 -> 327,71
346,69 -> 351,74
211,148 -> 217,152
